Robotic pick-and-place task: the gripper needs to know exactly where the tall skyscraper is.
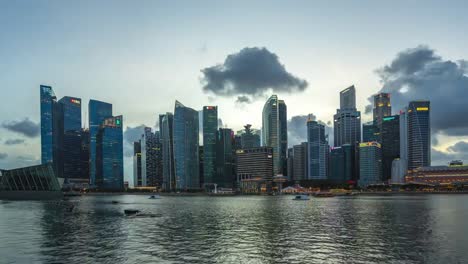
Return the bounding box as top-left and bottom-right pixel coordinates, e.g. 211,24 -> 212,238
358,141 -> 383,187
287,148 -> 294,181
40,85 -> 57,164
307,118 -> 328,180
133,141 -> 142,187
398,107 -> 409,177
292,142 -> 308,182
381,115 -> 400,181
79,128 -> 90,186
407,101 -> 431,170
363,121 -> 380,142
215,128 -> 234,188
262,95 -> 287,175
58,97 -> 82,183
141,127 -> 160,187
173,101 -> 200,190
202,106 -> 218,186
160,113 -> 175,191
373,93 -> 392,128
88,99 -> 113,186
96,116 -> 124,190
334,86 -> 361,147
237,124 -> 261,149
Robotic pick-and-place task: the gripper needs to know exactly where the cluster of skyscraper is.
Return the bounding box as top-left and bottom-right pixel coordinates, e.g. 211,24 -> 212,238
287,86 -> 431,188
40,85 -> 123,190
39,83 -> 430,192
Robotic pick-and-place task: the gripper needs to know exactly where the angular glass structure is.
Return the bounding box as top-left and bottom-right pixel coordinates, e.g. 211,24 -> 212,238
88,99 -> 113,186
96,116 -> 123,190
307,119 -> 328,180
173,101 -> 200,191
334,85 -> 361,147
203,106 -> 218,186
215,128 -> 234,188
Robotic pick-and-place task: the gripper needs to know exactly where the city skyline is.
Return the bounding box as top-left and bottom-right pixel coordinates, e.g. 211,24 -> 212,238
2,1 -> 468,185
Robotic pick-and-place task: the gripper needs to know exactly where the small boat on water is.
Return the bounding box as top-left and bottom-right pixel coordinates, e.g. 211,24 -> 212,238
124,209 -> 140,216
148,195 -> 161,199
293,194 -> 310,200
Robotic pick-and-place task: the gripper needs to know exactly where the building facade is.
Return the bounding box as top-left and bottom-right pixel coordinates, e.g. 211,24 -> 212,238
236,147 -> 274,193
334,86 -> 361,147
173,101 -> 200,191
329,144 -> 355,184
381,115 -> 400,181
358,142 -> 383,187
292,142 -> 307,182
88,99 -> 113,186
363,121 -> 380,142
373,93 -> 391,128
262,95 -> 287,176
96,116 -> 124,190
133,141 -> 142,187
215,128 -> 234,188
160,113 -> 175,191
40,85 -> 57,165
202,106 -> 218,186
307,119 -> 328,180
237,124 -> 261,149
407,101 -> 431,170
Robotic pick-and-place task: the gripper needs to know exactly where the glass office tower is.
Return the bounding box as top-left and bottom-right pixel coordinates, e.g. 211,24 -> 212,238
381,115 -> 400,181
215,128 -> 234,188
202,106 -> 218,186
161,113 -> 175,191
173,101 -> 200,191
334,85 -> 361,147
373,93 -> 392,128
88,99 -> 113,186
407,101 -> 431,170
262,95 -> 287,176
96,116 -> 123,190
307,118 -> 328,180
40,85 -> 57,164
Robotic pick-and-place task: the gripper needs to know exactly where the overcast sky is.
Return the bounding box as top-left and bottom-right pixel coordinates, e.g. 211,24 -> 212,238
1,0 -> 468,183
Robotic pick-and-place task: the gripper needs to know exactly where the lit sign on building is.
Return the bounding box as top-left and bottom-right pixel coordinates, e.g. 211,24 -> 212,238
116,119 -> 121,126
416,107 -> 429,111
70,99 -> 81,105
205,106 -> 215,110
383,116 -> 395,121
359,142 -> 381,148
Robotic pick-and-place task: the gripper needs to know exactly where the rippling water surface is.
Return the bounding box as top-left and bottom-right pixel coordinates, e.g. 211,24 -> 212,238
1,194 -> 467,263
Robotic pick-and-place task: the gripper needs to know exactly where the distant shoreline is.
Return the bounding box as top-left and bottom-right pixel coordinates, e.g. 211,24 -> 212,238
77,191 -> 468,196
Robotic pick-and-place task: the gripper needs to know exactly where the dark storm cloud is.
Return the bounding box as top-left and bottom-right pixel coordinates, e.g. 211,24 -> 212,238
288,114 -> 334,147
123,125 -> 147,157
201,47 -> 308,100
1,118 -> 39,138
235,95 -> 252,104
0,153 -> 7,160
369,45 -> 468,136
4,139 -> 25,145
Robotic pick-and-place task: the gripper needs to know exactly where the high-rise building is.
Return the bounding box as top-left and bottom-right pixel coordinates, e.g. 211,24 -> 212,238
307,118 -> 328,180
40,85 -> 57,164
334,86 -> 361,147
160,113 -> 175,191
358,142 -> 383,187
381,115 -> 400,181
96,116 -> 124,190
399,107 -> 408,176
89,99 -> 113,186
236,147 -> 274,193
373,93 -> 392,128
292,142 -> 308,182
202,106 -> 218,186
58,97 -> 82,183
237,124 -> 261,149
287,148 -> 294,181
407,101 -> 431,170
141,127 -> 161,187
133,141 -> 142,187
173,101 -> 200,190
329,144 -> 355,184
215,128 -> 234,188
363,121 -> 380,142
262,95 -> 287,175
